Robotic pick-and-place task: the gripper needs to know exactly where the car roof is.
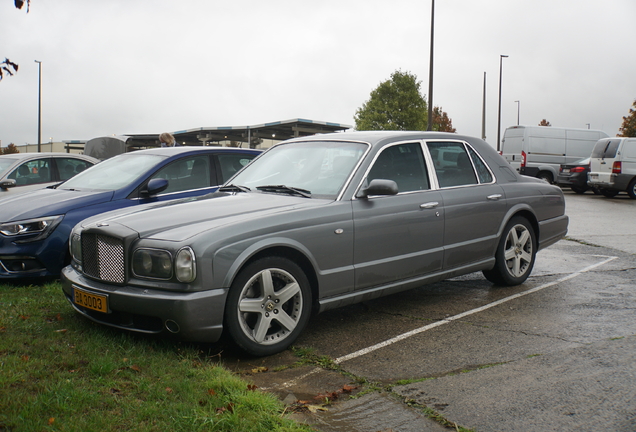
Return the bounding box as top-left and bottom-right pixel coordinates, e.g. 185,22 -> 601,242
0,152 -> 97,161
126,146 -> 261,157
284,130 -> 483,148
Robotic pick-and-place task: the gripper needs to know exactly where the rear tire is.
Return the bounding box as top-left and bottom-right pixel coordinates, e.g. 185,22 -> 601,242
483,217 -> 536,286
225,256 -> 312,356
627,179 -> 636,200
537,172 -> 553,184
600,189 -> 619,198
571,186 -> 587,194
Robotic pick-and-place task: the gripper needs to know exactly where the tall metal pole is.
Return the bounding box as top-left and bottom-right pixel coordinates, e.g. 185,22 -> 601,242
496,55 -> 508,152
481,72 -> 486,140
515,100 -> 520,125
426,0 -> 435,131
35,60 -> 42,152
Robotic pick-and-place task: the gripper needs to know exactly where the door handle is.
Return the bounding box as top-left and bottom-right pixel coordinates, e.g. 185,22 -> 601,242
420,201 -> 439,209
487,194 -> 503,201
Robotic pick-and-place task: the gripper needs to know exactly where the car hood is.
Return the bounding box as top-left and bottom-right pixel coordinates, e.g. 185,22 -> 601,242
0,188 -> 114,222
84,192 -> 328,242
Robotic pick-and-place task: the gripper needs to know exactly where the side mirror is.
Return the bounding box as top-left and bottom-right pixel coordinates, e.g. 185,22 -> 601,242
0,179 -> 16,191
356,178 -> 398,198
142,178 -> 169,196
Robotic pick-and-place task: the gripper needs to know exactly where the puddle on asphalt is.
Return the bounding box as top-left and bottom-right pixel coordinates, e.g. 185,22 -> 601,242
293,392 -> 447,432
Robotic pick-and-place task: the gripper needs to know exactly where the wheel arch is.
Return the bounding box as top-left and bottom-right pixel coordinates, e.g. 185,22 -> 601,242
219,240 -> 320,310
498,207 -> 539,245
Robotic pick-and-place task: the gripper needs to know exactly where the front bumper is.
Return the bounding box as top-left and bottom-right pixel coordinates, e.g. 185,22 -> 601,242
60,265 -> 227,343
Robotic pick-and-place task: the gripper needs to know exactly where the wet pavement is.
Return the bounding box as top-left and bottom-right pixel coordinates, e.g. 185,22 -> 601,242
219,191 -> 636,431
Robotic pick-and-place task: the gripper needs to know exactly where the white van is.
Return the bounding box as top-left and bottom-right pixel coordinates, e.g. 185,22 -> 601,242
501,126 -> 608,183
587,137 -> 636,199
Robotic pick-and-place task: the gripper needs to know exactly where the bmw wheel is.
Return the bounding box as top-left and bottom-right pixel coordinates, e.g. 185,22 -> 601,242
600,189 -> 619,198
483,217 -> 536,286
225,257 -> 312,356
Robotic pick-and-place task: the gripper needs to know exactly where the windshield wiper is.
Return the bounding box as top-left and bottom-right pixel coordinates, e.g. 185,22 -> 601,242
219,184 -> 251,193
256,185 -> 312,198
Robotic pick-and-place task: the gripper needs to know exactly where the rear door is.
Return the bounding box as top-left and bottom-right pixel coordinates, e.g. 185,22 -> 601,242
426,140 -> 507,269
589,138 -> 621,184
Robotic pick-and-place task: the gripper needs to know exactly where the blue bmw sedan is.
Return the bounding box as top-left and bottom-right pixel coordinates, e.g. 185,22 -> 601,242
0,146 -> 260,280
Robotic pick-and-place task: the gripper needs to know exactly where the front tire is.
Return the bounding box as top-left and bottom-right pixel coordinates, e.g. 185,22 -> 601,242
225,256 -> 312,356
483,217 -> 536,286
627,179 -> 636,199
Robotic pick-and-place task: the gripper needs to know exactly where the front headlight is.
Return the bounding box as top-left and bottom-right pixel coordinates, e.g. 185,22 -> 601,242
0,215 -> 63,243
132,248 -> 173,280
175,247 -> 196,283
70,232 -> 82,264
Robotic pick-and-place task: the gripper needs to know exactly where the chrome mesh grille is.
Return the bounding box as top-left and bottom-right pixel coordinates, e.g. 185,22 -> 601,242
82,234 -> 125,283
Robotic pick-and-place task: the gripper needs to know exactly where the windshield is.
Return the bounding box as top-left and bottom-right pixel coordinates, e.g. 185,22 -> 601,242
0,158 -> 17,177
60,153 -> 165,191
230,141 -> 367,198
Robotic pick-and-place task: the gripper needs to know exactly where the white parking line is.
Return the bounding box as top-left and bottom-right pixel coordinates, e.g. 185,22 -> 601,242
334,255 -> 618,364
275,255 -> 617,389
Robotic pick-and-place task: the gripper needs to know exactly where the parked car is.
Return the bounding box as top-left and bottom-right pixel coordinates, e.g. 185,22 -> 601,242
0,152 -> 99,195
61,131 -> 568,356
0,146 -> 260,280
587,137 -> 636,198
556,157 -> 599,194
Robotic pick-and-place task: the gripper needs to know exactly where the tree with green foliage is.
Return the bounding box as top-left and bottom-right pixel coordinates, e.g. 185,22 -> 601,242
354,70 -> 428,131
618,99 -> 636,137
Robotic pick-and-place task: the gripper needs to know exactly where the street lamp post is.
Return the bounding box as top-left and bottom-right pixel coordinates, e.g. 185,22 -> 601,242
515,100 -> 520,125
427,0 -> 435,131
496,55 -> 509,152
35,60 -> 42,153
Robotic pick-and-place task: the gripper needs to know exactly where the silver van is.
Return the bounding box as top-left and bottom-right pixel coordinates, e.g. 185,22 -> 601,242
588,137 -> 636,198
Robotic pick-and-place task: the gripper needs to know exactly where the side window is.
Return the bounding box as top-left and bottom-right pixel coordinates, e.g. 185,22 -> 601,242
427,142 -> 477,188
58,158 -> 93,181
153,156 -> 211,194
367,142 -> 429,192
8,159 -> 51,185
467,146 -> 493,183
218,153 -> 257,183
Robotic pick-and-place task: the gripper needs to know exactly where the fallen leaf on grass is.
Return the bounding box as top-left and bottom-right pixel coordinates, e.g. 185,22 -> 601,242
247,384 -> 258,391
129,365 -> 141,372
251,366 -> 268,374
21,355 -> 29,362
48,418 -> 55,425
216,403 -> 235,414
19,315 -> 29,320
165,387 -> 173,394
54,329 -> 67,333
208,388 -> 216,396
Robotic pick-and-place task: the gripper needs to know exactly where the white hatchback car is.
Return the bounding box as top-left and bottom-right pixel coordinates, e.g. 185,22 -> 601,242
0,152 -> 99,196
588,137 -> 636,198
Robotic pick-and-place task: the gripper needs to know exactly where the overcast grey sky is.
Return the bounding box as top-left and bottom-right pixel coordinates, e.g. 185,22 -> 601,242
1,0 -> 634,148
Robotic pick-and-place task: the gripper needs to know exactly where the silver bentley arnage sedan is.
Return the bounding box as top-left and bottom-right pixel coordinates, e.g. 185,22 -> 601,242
62,131 -> 568,356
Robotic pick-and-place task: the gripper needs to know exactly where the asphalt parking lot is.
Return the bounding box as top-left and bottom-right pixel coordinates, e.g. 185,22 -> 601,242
221,190 -> 636,432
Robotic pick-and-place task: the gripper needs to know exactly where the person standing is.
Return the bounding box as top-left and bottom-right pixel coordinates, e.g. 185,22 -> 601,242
159,132 -> 180,147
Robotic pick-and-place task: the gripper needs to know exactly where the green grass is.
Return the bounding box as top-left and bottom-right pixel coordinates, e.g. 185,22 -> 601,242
0,282 -> 312,432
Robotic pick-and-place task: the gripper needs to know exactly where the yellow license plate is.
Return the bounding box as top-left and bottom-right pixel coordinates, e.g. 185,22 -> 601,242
73,287 -> 108,313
